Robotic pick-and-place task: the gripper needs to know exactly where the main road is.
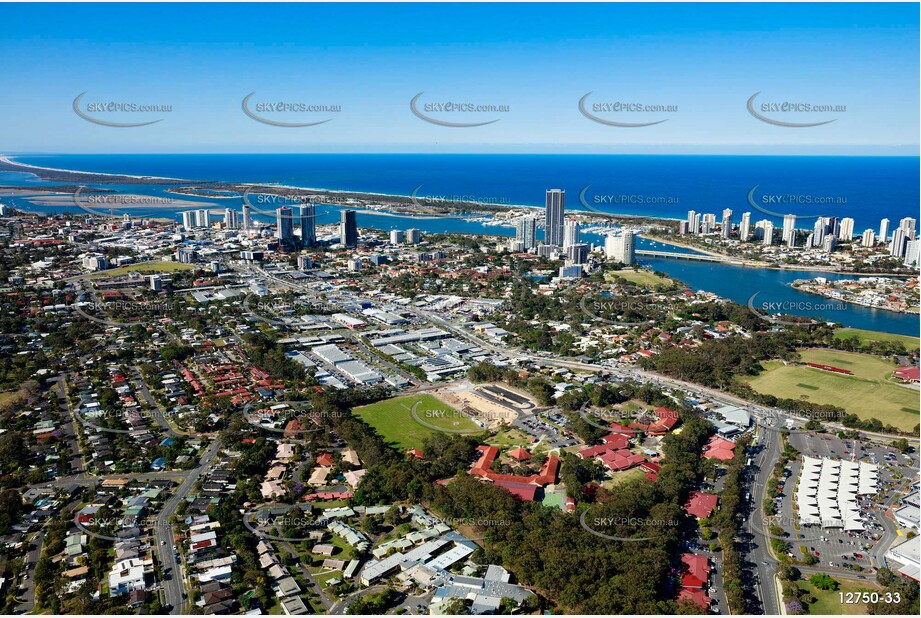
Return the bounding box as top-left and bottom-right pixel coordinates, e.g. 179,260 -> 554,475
156,438 -> 223,614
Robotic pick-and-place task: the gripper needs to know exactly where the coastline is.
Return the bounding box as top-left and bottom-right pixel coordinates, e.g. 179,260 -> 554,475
0,154 -> 186,182
0,154 -> 679,227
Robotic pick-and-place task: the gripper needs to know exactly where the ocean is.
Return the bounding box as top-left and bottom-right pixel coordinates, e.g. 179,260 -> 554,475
9,153 -> 919,233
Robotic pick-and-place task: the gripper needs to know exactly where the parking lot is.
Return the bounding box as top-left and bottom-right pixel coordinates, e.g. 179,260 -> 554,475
770,432 -> 920,574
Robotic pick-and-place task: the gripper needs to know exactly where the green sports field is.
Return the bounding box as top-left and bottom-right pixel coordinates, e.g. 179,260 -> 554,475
798,349 -> 901,381
605,269 -> 674,289
796,576 -> 882,615
352,394 -> 483,451
81,260 -> 194,278
833,328 -> 919,351
741,350 -> 919,432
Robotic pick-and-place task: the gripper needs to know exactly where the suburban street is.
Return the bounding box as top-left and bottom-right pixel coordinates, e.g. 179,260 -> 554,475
156,438 -> 224,614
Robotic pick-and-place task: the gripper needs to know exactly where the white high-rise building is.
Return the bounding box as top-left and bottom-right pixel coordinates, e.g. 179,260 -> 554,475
899,217 -> 917,240
563,218 -> 580,249
224,208 -> 239,230
566,243 -> 589,265
196,209 -> 210,228
545,189 -> 565,246
782,214 -> 797,244
823,235 -> 836,252
861,229 -> 875,247
406,228 -> 422,244
721,209 -> 733,239
890,228 -> 908,258
604,231 -> 635,265
390,230 -> 405,244
879,218 -> 890,244
739,212 -> 752,241
838,217 -> 854,241
687,210 -> 697,234
181,211 -> 196,230
761,221 -> 774,246
516,216 -> 537,250
813,218 -> 826,247
904,239 -> 920,268
242,203 -> 252,232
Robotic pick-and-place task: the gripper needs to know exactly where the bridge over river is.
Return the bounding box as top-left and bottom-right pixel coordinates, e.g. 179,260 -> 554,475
635,249 -> 732,263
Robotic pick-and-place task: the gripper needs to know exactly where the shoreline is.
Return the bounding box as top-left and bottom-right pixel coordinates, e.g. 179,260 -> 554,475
0,154 -> 679,227
0,154 -> 186,182
644,233 -> 918,279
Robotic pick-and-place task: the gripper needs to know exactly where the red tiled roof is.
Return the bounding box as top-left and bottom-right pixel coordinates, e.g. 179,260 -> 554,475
316,453 -> 335,467
681,553 -> 710,589
678,587 -> 712,608
702,435 -> 736,461
495,480 -> 539,501
684,491 -> 718,519
508,447 -> 532,461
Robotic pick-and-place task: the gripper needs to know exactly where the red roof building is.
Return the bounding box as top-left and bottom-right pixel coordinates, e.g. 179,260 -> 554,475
678,587 -> 712,609
495,480 -> 539,501
684,491 -> 719,519
508,447 -> 532,461
406,449 -> 424,459
702,435 -> 736,461
894,366 -> 920,383
315,453 -> 335,467
680,553 -> 710,589
598,449 -> 645,472
470,446 -> 559,488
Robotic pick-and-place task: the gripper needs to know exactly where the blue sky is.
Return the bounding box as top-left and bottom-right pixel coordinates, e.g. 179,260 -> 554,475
0,2 -> 917,154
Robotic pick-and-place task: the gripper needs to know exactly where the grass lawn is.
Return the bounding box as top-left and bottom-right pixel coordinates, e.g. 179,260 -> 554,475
488,427 -> 533,448
741,357 -> 919,432
798,348 -> 899,381
82,260 -> 193,278
605,269 -> 674,289
314,569 -> 344,588
797,576 -> 882,615
352,394 -> 482,451
833,328 -> 919,351
600,466 -> 646,489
